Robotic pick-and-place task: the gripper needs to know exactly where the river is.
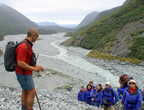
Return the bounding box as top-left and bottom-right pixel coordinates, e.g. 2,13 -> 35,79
0,33 -> 119,89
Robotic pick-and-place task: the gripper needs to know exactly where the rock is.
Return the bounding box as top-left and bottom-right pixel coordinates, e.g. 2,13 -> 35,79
138,62 -> 144,66
0,86 -> 98,110
0,49 -> 3,56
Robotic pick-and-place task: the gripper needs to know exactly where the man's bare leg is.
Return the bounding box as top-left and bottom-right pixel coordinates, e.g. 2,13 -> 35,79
22,90 -> 27,110
26,88 -> 36,110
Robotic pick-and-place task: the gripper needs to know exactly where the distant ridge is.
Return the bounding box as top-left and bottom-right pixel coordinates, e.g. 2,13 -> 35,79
0,4 -> 37,35
0,4 -> 57,39
77,11 -> 99,28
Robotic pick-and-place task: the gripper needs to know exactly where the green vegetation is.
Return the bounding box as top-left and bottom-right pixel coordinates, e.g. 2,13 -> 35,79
65,0 -> 144,61
77,11 -> 99,28
88,50 -> 142,64
79,3 -> 144,50
129,31 -> 144,60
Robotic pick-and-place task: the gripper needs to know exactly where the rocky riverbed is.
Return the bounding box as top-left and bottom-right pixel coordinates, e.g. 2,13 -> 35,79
0,68 -> 100,110
0,86 -> 99,110
0,33 -> 144,110
85,57 -> 144,87
64,46 -> 144,87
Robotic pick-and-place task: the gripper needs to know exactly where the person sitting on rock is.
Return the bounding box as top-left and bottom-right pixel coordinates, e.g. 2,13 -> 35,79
117,74 -> 129,100
84,84 -> 93,105
90,84 -> 103,107
77,86 -> 86,102
122,80 -> 142,110
102,82 -> 119,110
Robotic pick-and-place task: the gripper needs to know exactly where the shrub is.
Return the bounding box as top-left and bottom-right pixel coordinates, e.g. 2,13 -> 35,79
87,50 -> 142,64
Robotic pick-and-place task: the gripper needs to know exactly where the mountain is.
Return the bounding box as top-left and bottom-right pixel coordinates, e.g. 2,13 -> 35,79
39,25 -> 74,33
38,22 -> 74,33
0,4 -> 56,39
38,22 -> 77,29
77,11 -> 99,28
0,4 -> 37,37
60,24 -> 77,29
38,22 -> 58,26
63,0 -> 144,60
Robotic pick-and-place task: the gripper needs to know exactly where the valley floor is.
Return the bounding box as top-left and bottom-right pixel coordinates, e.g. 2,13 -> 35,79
0,33 -> 144,110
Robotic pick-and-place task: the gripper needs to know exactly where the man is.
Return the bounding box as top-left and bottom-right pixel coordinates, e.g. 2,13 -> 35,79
15,28 -> 44,110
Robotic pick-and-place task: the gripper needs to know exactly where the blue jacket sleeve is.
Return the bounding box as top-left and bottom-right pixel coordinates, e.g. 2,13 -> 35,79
122,91 -> 126,104
100,92 -> 103,105
136,91 -> 142,110
85,92 -> 92,104
117,88 -> 123,99
117,88 -> 121,99
77,92 -> 82,101
113,90 -> 119,104
90,90 -> 94,98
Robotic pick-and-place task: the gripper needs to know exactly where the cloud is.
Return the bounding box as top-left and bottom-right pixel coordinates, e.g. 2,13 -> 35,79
0,0 -> 126,24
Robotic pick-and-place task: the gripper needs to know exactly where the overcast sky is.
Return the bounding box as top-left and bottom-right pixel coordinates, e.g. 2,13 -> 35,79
0,0 -> 126,24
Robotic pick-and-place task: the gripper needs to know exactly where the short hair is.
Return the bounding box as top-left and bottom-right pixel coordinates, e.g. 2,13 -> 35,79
89,80 -> 93,83
27,28 -> 39,37
98,84 -> 103,90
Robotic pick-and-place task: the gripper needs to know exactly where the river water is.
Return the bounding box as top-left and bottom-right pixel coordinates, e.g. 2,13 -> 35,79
0,33 -> 119,89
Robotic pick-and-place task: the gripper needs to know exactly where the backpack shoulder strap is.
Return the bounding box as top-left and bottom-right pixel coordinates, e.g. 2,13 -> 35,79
16,40 -> 31,50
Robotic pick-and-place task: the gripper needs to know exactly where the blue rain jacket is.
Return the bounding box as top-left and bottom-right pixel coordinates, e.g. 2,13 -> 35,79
102,88 -> 119,107
90,89 -> 103,107
77,91 -> 85,102
122,89 -> 142,110
117,86 -> 128,99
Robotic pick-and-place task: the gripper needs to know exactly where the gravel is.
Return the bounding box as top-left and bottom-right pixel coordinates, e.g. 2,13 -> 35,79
85,58 -> 144,87
0,86 -> 100,110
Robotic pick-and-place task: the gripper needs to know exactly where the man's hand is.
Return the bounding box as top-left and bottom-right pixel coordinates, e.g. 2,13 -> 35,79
33,65 -> 44,72
17,61 -> 44,72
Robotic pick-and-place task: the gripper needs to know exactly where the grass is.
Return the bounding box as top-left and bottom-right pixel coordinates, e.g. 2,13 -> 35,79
87,50 -> 142,64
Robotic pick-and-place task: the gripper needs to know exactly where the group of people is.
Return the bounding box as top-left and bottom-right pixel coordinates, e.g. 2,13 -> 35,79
77,74 -> 144,110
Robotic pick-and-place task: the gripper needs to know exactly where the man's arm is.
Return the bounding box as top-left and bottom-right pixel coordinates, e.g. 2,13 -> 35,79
16,43 -> 44,72
17,61 -> 44,72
